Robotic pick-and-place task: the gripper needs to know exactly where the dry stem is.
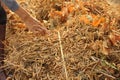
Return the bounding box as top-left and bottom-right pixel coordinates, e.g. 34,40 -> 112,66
57,31 -> 69,80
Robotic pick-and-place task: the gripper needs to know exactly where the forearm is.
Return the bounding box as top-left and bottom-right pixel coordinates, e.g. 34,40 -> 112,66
1,0 -> 33,23
1,0 -> 48,35
14,7 -> 32,22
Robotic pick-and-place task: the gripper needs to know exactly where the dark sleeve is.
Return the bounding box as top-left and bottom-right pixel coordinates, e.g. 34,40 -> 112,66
1,0 -> 19,12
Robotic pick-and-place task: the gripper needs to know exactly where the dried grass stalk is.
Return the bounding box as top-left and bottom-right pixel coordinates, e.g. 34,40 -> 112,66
57,31 -> 69,80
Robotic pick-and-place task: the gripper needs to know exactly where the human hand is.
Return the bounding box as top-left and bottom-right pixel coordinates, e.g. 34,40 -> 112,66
24,17 -> 49,36
14,6 -> 49,36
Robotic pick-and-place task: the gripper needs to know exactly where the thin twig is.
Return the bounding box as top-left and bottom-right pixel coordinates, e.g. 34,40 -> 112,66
96,70 -> 116,79
58,31 -> 69,80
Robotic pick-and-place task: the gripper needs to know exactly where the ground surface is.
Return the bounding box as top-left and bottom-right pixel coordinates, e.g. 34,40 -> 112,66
3,0 -> 120,80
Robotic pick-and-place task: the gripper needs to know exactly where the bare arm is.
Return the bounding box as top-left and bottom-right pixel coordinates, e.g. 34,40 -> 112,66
1,0 -> 49,35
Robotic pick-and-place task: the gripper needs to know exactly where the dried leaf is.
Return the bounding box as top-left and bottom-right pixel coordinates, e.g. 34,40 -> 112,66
92,16 -> 105,27
16,23 -> 26,28
79,15 -> 91,24
102,47 -> 110,55
68,6 -> 75,13
101,41 -> 110,55
109,33 -> 120,46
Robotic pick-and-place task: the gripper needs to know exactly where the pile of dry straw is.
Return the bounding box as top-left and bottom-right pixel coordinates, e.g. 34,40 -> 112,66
3,0 -> 120,80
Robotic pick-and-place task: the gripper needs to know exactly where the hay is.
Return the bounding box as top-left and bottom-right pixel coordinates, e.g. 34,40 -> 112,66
3,0 -> 120,80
